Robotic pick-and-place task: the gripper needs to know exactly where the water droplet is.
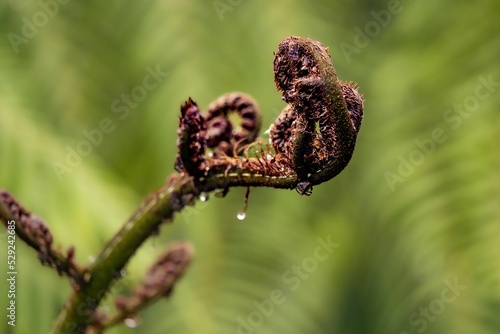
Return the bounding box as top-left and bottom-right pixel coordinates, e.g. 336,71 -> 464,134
266,153 -> 273,160
237,187 -> 250,221
237,211 -> 246,221
113,269 -> 127,279
88,256 -> 95,263
124,317 -> 139,328
208,152 -> 214,157
199,192 -> 209,202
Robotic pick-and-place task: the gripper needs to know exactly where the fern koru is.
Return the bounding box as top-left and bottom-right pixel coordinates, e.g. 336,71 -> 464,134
175,36 -> 364,195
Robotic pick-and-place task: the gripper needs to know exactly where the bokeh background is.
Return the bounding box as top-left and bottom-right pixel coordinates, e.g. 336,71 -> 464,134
1,1 -> 499,333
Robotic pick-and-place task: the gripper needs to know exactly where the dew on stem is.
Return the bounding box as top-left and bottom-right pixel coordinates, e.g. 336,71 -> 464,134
236,211 -> 246,221
124,317 -> 139,328
199,192 -> 209,202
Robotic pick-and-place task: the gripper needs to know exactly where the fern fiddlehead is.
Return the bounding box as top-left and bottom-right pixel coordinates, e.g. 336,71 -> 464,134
177,36 -> 364,195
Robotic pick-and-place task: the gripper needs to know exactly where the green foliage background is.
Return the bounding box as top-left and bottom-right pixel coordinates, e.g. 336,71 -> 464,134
0,0 -> 499,333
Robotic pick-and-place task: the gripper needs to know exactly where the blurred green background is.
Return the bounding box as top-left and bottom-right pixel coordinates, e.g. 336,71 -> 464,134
1,0 -> 499,333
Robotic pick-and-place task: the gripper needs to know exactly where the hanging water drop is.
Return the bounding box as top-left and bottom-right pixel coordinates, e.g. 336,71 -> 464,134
199,192 -> 209,202
124,317 -> 139,328
237,187 -> 250,221
237,211 -> 246,221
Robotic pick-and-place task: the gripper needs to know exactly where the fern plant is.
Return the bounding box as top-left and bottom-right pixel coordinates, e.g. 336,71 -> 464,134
0,1 -> 499,334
